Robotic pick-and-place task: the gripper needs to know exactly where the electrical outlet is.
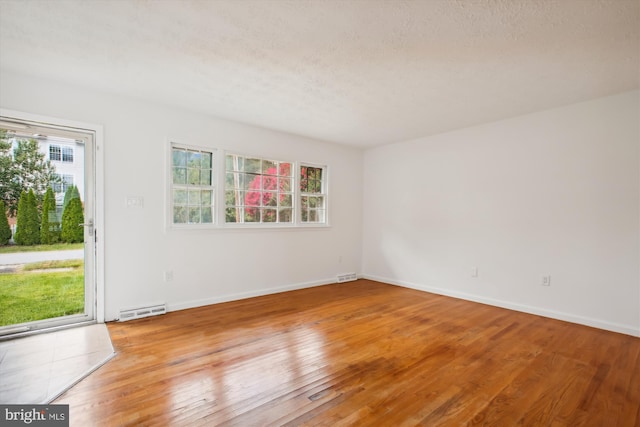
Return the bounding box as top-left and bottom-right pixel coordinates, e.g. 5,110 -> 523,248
471,267 -> 478,278
542,275 -> 551,286
164,271 -> 174,282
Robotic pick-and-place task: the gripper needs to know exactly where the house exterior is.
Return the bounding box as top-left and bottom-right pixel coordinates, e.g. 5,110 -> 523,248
40,136 -> 84,207
5,135 -> 83,233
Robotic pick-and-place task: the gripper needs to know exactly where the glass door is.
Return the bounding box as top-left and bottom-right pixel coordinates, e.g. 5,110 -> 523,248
0,116 -> 96,337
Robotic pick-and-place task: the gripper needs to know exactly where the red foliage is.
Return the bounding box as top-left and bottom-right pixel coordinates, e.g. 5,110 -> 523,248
244,163 -> 291,219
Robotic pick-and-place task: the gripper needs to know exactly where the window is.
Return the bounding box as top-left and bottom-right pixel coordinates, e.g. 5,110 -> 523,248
300,165 -> 326,223
49,145 -> 61,161
52,174 -> 74,194
62,146 -> 74,162
49,144 -> 73,163
171,145 -> 214,225
225,154 -> 293,224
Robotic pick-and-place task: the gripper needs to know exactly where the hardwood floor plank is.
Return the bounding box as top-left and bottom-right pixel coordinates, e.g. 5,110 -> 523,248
54,280 -> 640,426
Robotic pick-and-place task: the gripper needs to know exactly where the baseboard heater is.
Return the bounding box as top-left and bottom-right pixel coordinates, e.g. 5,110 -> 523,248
118,304 -> 166,322
337,273 -> 357,283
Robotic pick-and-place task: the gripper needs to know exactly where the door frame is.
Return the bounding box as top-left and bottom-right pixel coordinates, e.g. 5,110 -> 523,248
0,108 -> 105,325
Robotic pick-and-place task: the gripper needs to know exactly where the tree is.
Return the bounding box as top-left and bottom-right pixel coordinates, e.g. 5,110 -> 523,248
63,185 -> 81,212
0,200 -> 11,245
0,130 -> 15,214
243,163 -> 291,223
61,197 -> 84,243
40,187 -> 60,244
0,132 -> 60,216
14,189 -> 40,245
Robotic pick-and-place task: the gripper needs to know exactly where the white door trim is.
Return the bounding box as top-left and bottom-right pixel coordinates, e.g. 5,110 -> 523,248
0,108 -> 105,324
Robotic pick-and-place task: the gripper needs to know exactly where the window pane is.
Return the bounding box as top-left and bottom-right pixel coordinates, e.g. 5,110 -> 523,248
173,189 -> 187,205
226,172 -> 240,188
201,190 -> 212,206
173,167 -> 186,184
226,154 -> 243,171
244,209 -> 259,222
202,152 -> 212,169
187,168 -> 200,185
201,207 -> 213,223
187,151 -> 201,168
316,196 -> 325,208
225,190 -> 241,206
200,169 -> 212,185
225,207 -> 239,222
263,209 -> 277,222
244,173 -> 259,191
301,209 -> 308,222
316,209 -> 326,223
245,158 -> 261,174
245,191 -> 260,207
280,194 -> 292,207
173,149 -> 186,167
189,207 -> 201,223
188,189 -> 201,205
279,178 -> 291,192
264,192 -> 277,207
309,197 -> 317,208
279,162 -> 292,177
301,196 -> 308,209
262,159 -> 277,175
173,206 -> 187,223
279,208 -> 292,223
309,210 -> 317,222
262,175 -> 277,190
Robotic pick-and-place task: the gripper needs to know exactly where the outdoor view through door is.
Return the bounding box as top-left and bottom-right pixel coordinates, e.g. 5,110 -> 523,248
0,116 -> 95,337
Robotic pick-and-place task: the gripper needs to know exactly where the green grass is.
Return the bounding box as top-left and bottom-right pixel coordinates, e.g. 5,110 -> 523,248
0,261 -> 84,326
22,259 -> 84,271
0,243 -> 84,254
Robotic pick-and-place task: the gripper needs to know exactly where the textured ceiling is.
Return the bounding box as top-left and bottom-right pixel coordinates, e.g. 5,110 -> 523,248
0,0 -> 638,148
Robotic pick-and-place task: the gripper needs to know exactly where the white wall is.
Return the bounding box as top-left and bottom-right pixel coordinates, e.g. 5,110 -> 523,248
2,69 -> 638,336
0,70 -> 363,321
363,91 -> 640,336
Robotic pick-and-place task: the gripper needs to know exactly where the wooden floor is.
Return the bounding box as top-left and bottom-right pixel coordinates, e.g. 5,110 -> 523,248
55,280 -> 640,426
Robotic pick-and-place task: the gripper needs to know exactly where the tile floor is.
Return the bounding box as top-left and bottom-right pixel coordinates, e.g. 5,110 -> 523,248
0,323 -> 114,404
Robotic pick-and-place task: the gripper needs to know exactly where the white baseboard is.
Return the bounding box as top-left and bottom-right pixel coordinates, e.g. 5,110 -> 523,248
361,274 -> 640,338
167,278 -> 337,313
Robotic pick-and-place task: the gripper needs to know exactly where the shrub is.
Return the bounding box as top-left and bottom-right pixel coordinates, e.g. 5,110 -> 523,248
14,189 -> 40,245
63,185 -> 80,212
40,187 -> 60,244
61,197 -> 84,243
0,200 -> 11,245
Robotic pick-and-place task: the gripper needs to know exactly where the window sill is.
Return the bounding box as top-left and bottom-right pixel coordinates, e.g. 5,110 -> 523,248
167,223 -> 331,232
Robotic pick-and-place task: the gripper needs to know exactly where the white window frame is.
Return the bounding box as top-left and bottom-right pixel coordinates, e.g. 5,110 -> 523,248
299,163 -> 328,226
168,142 -> 216,228
167,146 -> 329,230
223,152 -> 295,227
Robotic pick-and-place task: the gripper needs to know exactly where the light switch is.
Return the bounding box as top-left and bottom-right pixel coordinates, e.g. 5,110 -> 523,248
126,196 -> 144,208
